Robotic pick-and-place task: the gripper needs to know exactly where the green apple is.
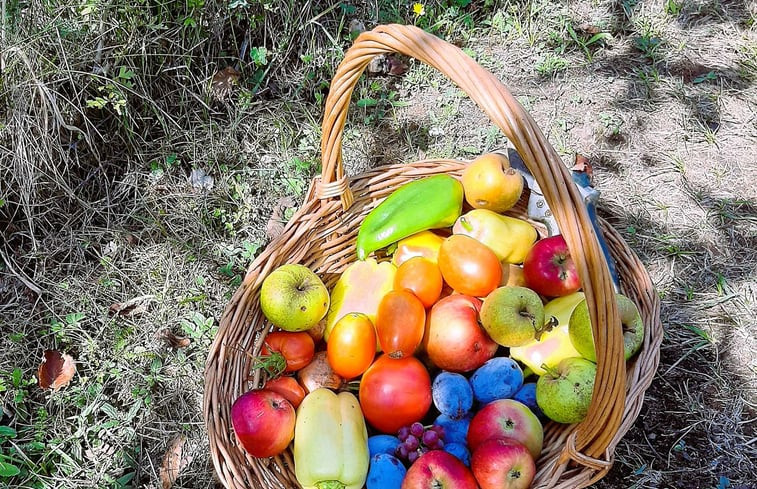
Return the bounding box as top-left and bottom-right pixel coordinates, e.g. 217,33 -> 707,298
260,264 -> 330,332
510,292 -> 584,375
568,293 -> 644,362
536,357 -> 596,424
480,286 -> 545,347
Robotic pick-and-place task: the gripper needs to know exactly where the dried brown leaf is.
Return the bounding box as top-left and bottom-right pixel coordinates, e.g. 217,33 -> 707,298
265,196 -> 296,241
160,435 -> 189,489
388,55 -> 408,76
211,66 -> 240,100
572,154 -> 594,179
108,295 -> 153,317
157,329 -> 191,349
38,350 -> 76,391
109,302 -> 148,317
577,23 -> 601,34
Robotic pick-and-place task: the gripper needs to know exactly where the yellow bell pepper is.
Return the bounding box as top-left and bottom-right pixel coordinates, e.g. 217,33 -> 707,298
324,258 -> 396,342
294,389 -> 369,489
391,230 -> 445,266
510,292 -> 584,375
452,209 -> 537,264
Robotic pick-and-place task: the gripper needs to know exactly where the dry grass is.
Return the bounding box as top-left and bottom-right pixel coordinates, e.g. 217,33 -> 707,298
1,0 -> 756,488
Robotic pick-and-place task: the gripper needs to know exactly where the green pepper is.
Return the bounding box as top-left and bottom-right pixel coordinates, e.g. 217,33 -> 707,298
294,388 -> 369,489
355,175 -> 463,260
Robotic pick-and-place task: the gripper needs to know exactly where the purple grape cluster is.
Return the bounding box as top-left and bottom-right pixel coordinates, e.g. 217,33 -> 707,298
394,422 -> 446,464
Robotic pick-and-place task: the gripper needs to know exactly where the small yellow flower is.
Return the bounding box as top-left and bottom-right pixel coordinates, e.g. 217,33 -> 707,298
412,3 -> 425,17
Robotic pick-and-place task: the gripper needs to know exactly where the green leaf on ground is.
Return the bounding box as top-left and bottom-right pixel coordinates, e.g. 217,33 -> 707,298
0,460 -> 21,477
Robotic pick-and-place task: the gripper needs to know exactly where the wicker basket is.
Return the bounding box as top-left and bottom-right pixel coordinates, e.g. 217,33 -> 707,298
204,24 -> 663,489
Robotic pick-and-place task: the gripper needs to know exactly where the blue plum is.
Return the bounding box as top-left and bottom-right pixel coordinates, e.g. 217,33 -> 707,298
367,453 -> 406,489
513,382 -> 548,423
434,413 -> 472,445
443,442 -> 471,466
368,434 -> 401,458
470,357 -> 523,404
432,371 -> 474,419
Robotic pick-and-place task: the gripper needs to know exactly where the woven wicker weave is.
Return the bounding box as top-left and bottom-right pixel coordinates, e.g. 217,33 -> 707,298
203,24 -> 663,489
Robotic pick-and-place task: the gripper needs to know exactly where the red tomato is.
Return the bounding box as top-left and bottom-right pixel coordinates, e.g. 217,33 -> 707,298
359,355 -> 432,433
327,313 -> 377,379
438,235 -> 502,297
375,290 -> 426,359
263,376 -> 306,408
261,332 -> 315,373
394,256 -> 443,308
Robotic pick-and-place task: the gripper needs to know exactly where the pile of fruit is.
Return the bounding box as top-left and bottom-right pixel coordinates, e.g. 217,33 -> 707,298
230,153 -> 645,489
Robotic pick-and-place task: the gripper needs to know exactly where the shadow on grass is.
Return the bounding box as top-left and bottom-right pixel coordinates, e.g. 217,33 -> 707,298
594,188 -> 757,487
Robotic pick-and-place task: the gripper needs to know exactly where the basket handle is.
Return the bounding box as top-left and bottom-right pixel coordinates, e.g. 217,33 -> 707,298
319,24 -> 626,466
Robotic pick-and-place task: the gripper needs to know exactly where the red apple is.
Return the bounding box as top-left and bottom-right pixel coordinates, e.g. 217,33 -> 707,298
231,389 -> 295,458
422,295 -> 499,372
471,439 -> 535,489
467,399 -> 543,459
402,450 -> 478,489
522,235 -> 580,297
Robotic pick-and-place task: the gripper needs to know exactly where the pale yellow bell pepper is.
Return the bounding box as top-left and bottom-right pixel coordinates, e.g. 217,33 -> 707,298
294,389 -> 369,489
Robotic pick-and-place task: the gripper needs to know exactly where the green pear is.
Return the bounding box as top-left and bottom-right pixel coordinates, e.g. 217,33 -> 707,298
568,293 -> 644,362
260,264 -> 329,331
536,357 -> 596,424
480,286 -> 545,347
510,292 -> 585,375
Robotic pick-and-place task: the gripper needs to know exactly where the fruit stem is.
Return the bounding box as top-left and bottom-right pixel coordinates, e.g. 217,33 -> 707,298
533,316 -> 559,341
459,216 -> 473,232
541,363 -> 559,378
519,310 -> 535,321
316,481 -> 346,489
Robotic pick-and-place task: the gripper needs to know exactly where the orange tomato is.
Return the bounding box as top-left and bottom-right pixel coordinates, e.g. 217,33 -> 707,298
263,376 -> 306,408
394,256 -> 443,308
438,235 -> 502,297
375,290 -> 426,358
326,313 -> 377,379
